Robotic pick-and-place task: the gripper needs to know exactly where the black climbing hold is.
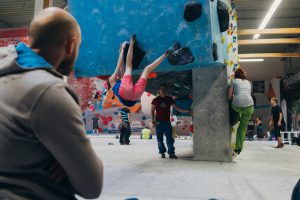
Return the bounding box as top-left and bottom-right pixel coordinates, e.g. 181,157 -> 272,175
183,1 -> 202,22
123,39 -> 146,70
166,42 -> 181,55
217,0 -> 230,32
168,47 -> 195,66
212,43 -> 218,61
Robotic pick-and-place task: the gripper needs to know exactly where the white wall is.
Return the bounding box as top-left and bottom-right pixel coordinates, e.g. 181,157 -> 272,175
242,58 -> 284,81
240,58 -> 284,135
270,77 -> 281,101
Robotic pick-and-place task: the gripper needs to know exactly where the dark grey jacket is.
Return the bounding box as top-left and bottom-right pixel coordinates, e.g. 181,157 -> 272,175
0,45 -> 103,199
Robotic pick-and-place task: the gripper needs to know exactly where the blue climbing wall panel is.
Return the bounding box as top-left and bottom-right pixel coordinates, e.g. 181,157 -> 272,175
69,0 -> 224,77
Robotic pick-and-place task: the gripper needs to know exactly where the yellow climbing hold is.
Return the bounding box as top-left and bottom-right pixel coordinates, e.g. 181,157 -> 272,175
234,13 -> 238,21
227,43 -> 233,53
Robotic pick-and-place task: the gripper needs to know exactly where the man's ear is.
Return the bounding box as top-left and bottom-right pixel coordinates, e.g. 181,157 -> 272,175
65,37 -> 77,55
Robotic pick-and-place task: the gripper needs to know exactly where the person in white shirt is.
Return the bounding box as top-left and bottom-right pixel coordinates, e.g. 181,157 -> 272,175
228,68 -> 254,158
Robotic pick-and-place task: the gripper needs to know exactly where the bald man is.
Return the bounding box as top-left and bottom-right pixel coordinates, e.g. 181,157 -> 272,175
0,7 -> 103,200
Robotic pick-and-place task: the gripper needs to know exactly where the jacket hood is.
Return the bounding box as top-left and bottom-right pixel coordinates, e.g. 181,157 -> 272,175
0,45 -> 63,79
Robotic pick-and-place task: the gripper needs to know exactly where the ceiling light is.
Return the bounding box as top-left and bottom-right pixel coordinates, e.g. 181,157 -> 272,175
239,59 -> 264,62
253,0 -> 282,39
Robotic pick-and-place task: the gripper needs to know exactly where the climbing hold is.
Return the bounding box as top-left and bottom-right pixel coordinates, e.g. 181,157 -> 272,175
221,35 -> 225,44
89,104 -> 95,112
166,42 -> 181,55
227,43 -> 233,50
148,72 -> 157,79
212,43 -> 218,61
173,90 -> 180,96
107,116 -> 113,121
233,36 -> 237,43
103,82 -> 108,89
174,83 -> 181,88
168,47 -> 195,65
123,36 -> 146,69
183,1 -> 202,22
234,13 -> 238,21
183,85 -> 190,90
217,0 -> 229,32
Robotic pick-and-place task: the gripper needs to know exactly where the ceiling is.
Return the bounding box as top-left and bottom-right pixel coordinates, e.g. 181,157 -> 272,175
0,0 -> 66,28
236,0 -> 300,30
235,0 -> 300,80
236,0 -> 300,53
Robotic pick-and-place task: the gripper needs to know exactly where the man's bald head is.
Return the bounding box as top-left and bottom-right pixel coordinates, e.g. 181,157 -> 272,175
29,7 -> 81,49
28,7 -> 81,75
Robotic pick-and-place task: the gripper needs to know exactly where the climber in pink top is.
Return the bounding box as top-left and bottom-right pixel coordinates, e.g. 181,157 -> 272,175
107,35 -> 168,107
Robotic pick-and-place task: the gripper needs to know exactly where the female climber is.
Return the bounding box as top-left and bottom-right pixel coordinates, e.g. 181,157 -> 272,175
107,35 -> 168,107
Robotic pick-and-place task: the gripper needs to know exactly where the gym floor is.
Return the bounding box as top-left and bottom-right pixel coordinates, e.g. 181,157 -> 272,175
78,135 -> 300,200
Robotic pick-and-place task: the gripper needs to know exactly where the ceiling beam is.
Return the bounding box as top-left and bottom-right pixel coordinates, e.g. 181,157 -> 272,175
43,0 -> 50,9
238,38 -> 300,45
238,28 -> 300,35
43,0 -> 53,8
34,0 -> 53,15
239,53 -> 300,58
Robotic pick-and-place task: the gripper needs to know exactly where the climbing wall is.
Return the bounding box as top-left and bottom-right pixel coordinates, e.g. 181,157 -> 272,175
68,75 -> 192,135
223,0 -> 239,82
66,0 -> 235,141
68,0 -> 226,77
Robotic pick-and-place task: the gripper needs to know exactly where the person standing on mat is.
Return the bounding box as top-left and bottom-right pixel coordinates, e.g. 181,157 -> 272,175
118,107 -> 131,145
92,113 -> 100,135
107,35 -> 168,107
151,84 -> 192,159
256,117 -> 263,140
269,97 -> 284,148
